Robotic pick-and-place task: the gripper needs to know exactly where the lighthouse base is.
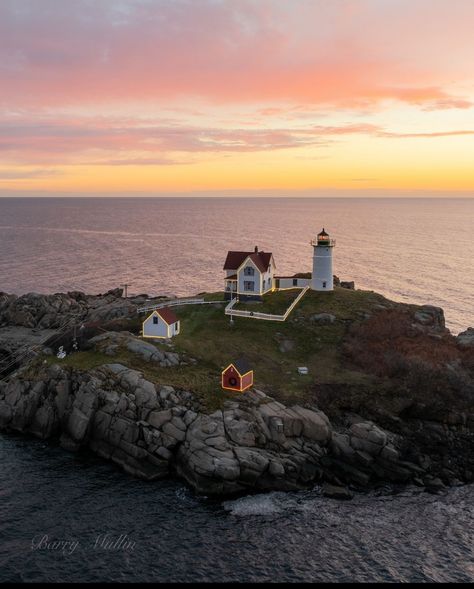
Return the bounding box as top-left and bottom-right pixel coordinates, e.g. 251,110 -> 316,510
311,277 -> 334,291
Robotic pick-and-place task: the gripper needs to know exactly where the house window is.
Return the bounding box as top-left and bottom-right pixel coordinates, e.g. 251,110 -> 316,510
244,281 -> 254,291
244,266 -> 255,276
153,316 -> 158,324
293,278 -> 298,286
323,281 -> 327,288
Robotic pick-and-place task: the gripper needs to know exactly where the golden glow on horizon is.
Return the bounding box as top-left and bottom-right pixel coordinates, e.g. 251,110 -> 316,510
1,1 -> 474,195
3,132 -> 474,194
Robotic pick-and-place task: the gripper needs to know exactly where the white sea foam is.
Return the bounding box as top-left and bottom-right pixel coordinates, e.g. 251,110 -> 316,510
222,493 -> 284,516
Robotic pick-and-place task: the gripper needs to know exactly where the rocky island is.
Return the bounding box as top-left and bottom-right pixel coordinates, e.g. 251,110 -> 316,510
0,285 -> 473,499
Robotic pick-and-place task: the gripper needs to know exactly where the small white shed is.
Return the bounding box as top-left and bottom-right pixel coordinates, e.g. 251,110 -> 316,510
142,307 -> 180,339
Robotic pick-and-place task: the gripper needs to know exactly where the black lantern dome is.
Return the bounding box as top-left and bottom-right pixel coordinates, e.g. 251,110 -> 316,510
317,228 -> 330,244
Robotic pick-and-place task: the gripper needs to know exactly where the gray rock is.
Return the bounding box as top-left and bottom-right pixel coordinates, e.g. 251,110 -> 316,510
380,445 -> 399,462
134,380 -> 157,409
126,339 -> 165,362
159,385 -> 175,401
322,482 -> 353,500
310,313 -> 336,324
424,476 -> 446,493
165,352 -> 180,366
340,281 -> 355,290
162,421 -> 186,442
330,432 -> 355,460
268,460 -> 285,477
225,417 -> 256,447
234,447 -> 269,483
349,422 -> 387,456
457,327 -> 474,347
67,407 -> 91,442
279,339 -> 295,353
148,409 -> 172,429
414,305 -> 446,330
291,406 -> 331,443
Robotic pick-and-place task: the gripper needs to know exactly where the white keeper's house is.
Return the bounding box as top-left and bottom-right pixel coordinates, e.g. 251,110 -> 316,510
223,246 -> 276,301
223,229 -> 336,300
142,307 -> 180,339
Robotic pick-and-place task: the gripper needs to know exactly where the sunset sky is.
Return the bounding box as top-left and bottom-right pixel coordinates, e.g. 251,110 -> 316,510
1,0 -> 474,196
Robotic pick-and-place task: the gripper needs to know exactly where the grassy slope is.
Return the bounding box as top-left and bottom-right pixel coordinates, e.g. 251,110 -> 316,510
233,288 -> 302,313
165,287 -> 397,406
37,287 -> 416,411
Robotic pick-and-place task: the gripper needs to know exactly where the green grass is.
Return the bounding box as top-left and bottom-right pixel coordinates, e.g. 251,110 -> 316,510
234,288 -> 302,314
167,287 -> 384,405
295,286 -> 394,320
37,287 -> 392,411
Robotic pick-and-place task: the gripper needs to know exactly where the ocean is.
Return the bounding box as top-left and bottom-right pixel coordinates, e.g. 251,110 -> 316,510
0,196 -> 473,582
0,434 -> 473,583
0,196 -> 472,333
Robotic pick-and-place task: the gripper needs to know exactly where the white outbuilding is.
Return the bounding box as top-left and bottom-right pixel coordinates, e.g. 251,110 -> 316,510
142,307 -> 180,339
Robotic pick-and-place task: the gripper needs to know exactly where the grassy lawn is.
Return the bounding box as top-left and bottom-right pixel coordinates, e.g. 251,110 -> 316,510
234,288 -> 303,314
167,287 -> 384,405
34,287 -> 393,411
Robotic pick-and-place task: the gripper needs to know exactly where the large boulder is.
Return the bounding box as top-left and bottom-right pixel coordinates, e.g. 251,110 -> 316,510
413,305 -> 446,331
340,281 -> 355,290
310,313 -> 336,325
0,292 -> 84,329
176,396 -> 332,495
88,332 -> 183,367
457,327 -> 474,348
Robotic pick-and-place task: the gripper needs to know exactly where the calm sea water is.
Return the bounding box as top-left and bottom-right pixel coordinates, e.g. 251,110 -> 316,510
0,433 -> 473,583
1,196 -> 474,582
0,197 -> 472,333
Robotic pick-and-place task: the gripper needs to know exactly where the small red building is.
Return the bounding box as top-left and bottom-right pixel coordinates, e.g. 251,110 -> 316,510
221,358 -> 253,392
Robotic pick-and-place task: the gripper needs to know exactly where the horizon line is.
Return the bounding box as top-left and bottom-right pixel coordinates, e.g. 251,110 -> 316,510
1,189 -> 474,199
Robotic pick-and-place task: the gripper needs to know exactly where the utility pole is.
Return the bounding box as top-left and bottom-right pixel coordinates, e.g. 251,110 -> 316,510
121,283 -> 131,298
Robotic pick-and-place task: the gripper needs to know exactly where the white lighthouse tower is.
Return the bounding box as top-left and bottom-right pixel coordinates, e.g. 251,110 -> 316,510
311,228 -> 336,291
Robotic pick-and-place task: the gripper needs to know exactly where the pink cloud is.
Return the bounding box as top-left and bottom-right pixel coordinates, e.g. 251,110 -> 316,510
2,114 -> 473,167
0,0 -> 472,111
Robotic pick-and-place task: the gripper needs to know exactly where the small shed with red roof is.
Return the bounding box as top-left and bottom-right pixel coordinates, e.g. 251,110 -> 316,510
221,358 -> 253,392
142,307 -> 180,339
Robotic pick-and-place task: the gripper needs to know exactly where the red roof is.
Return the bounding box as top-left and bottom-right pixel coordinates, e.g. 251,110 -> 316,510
156,307 -> 178,325
223,250 -> 273,272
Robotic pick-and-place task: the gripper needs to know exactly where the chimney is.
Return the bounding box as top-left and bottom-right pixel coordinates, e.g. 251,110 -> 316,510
254,245 -> 258,253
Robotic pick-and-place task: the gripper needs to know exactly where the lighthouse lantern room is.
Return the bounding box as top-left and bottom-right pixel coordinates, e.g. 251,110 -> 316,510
311,228 -> 336,291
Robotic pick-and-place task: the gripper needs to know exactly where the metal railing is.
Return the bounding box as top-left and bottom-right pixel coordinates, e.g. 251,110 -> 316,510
310,238 -> 336,247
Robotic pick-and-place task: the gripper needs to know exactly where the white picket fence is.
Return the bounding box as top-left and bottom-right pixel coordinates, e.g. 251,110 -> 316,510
137,297 -> 225,315
225,286 -> 309,322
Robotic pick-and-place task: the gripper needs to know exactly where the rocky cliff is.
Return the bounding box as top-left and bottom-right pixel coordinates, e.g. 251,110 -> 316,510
1,287 -> 473,498
0,356 -> 472,498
